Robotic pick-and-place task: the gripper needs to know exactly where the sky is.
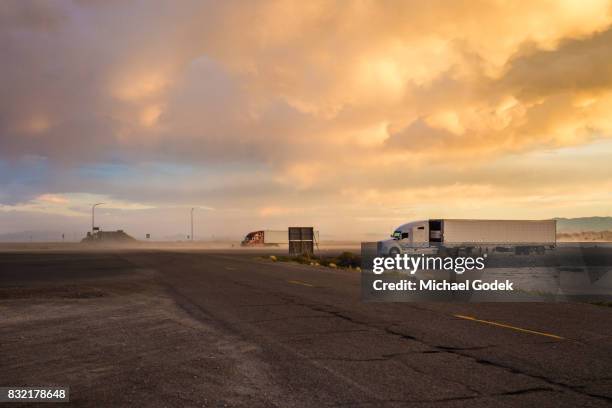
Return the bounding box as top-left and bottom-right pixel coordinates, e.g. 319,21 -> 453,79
1,0 -> 612,241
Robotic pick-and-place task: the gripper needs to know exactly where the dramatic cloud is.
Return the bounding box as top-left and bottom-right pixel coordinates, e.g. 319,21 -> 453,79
1,0 -> 612,239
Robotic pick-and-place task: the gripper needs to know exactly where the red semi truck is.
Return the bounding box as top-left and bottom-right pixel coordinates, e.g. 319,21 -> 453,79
241,230 -> 289,247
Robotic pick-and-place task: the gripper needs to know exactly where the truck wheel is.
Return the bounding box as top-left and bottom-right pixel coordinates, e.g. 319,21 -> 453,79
389,247 -> 400,256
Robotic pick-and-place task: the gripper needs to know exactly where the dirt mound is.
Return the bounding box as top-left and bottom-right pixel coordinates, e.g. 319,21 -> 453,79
81,230 -> 137,243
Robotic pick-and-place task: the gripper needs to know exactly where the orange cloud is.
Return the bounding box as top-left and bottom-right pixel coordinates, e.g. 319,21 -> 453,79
2,1 -> 612,238
37,194 -> 68,204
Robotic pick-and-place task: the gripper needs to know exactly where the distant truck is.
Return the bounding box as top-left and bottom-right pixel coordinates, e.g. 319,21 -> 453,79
377,219 -> 556,256
241,230 -> 288,247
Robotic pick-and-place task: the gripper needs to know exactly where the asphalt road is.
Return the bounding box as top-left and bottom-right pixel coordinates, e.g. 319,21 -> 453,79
1,250 -> 611,407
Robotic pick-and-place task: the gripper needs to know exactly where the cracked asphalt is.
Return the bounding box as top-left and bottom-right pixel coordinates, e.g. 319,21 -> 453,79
1,249 -> 611,407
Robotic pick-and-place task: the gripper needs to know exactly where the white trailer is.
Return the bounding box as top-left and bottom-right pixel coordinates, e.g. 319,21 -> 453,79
379,219 -> 556,256
440,219 -> 556,245
262,230 -> 289,244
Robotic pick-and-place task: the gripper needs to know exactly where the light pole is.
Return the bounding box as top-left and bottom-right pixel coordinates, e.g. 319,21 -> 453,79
190,207 -> 195,241
92,203 -> 104,234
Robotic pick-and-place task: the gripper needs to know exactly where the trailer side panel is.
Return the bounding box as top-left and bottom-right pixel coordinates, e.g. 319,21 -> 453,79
263,230 -> 289,244
442,219 -> 556,245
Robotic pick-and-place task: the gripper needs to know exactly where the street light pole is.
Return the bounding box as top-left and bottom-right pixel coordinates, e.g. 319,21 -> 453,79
92,203 -> 104,234
190,207 -> 195,241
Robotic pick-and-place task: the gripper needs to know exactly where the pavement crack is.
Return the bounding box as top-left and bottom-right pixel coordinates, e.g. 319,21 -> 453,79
331,388 -> 557,406
500,386 -> 557,396
383,326 -> 419,341
451,353 -> 612,403
276,296 -> 612,404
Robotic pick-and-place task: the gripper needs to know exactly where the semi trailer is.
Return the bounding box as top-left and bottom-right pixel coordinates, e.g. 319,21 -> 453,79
241,230 -> 289,246
241,229 -> 321,248
377,219 -> 556,256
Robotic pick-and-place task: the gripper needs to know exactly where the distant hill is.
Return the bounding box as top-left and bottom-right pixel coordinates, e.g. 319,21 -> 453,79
557,230 -> 612,242
555,217 -> 612,232
82,230 -> 137,243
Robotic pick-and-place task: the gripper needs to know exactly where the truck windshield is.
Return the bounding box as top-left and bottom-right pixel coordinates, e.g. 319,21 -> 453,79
392,231 -> 402,240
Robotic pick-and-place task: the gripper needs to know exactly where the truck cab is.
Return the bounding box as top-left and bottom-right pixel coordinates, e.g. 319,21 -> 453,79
379,220 -> 432,255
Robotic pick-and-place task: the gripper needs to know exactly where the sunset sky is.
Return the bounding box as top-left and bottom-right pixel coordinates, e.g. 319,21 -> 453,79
1,0 -> 612,240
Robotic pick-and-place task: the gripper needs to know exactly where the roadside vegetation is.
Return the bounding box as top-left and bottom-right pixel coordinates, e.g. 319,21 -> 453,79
557,230 -> 612,242
590,301 -> 612,308
266,252 -> 361,270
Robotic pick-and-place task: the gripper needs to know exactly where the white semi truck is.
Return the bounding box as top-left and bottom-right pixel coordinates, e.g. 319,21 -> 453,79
377,219 -> 556,256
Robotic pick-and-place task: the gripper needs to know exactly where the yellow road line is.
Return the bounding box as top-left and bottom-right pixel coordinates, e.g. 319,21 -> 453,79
287,280 -> 315,287
454,314 -> 565,340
